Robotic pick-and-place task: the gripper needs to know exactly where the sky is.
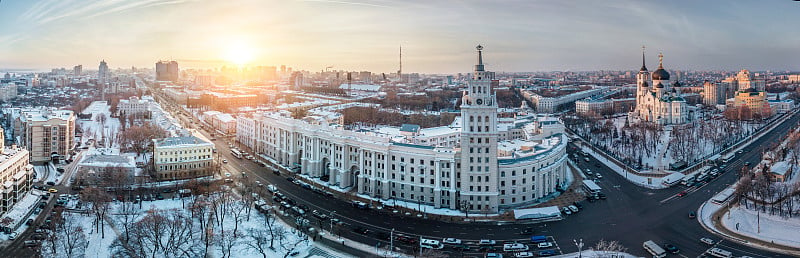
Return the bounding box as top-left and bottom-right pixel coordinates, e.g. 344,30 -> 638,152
0,0 -> 799,73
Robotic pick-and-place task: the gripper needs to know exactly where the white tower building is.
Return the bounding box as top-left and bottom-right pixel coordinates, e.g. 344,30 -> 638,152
459,45 -> 500,212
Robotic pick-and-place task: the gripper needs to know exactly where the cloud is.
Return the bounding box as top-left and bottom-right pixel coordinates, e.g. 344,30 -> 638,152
298,0 -> 392,8
21,0 -> 197,25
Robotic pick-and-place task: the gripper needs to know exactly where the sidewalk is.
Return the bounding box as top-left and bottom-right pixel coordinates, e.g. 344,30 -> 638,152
697,190 -> 800,257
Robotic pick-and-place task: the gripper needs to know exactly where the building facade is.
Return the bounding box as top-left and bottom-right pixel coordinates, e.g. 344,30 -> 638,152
729,88 -> 771,119
630,52 -> 690,125
155,61 -> 180,82
702,81 -> 728,106
237,47 -> 569,213
153,136 -> 216,181
98,60 -> 109,84
14,108 -> 76,163
0,128 -> 34,215
117,96 -> 153,117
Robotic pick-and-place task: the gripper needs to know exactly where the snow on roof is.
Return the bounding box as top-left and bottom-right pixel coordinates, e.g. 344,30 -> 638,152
400,124 -> 420,133
217,114 -> 236,123
513,206 -> 562,220
19,108 -> 74,122
770,161 -> 790,176
339,83 -> 382,91
154,136 -> 213,148
79,152 -> 136,168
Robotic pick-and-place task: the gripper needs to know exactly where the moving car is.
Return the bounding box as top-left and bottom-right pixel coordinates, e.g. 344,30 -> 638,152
222,159 -> 228,163
663,243 -> 679,254
688,211 -> 696,219
677,191 -> 687,197
537,242 -> 553,249
479,239 -> 497,245
515,252 -> 534,258
700,237 -> 716,245
48,188 -> 58,193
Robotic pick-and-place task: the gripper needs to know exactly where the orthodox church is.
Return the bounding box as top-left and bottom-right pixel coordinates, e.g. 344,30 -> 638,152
630,50 -> 690,125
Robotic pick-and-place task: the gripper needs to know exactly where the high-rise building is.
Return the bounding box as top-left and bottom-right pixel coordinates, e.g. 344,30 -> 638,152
73,65 -> 82,76
459,45 -> 500,211
0,127 -> 34,220
703,81 -> 727,106
98,60 -> 109,84
14,108 -> 76,163
290,72 -> 304,89
155,60 -> 179,82
723,69 -> 765,92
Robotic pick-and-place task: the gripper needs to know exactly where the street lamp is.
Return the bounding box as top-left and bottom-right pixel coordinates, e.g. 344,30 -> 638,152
389,228 -> 395,257
573,238 -> 583,258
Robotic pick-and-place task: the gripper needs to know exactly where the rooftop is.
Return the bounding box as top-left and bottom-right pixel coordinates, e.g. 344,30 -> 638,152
154,136 -> 214,148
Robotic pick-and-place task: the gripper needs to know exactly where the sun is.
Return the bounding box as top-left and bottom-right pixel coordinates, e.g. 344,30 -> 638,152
223,42 -> 256,65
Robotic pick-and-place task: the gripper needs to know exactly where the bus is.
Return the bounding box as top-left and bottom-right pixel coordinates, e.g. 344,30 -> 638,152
711,188 -> 736,205
681,173 -> 698,186
721,154 -> 734,163
582,180 -> 602,195
231,149 -> 243,159
643,240 -> 666,258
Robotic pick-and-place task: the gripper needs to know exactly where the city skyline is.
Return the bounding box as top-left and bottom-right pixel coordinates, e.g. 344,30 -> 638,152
1,0 -> 799,73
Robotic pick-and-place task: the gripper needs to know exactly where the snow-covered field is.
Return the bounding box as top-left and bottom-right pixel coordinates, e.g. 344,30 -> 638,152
79,101 -> 121,149
721,207 -> 800,248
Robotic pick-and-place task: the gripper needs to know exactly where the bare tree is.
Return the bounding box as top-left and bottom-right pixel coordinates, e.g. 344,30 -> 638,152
216,229 -> 239,258
594,239 -> 628,258
244,228 -> 275,258
80,186 -> 113,238
42,213 -> 87,258
276,227 -> 308,258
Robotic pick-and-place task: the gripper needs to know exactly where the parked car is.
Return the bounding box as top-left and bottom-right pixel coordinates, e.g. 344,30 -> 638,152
595,174 -> 603,179
222,159 -> 228,163
8,232 -> 17,240
568,205 -> 579,213
537,242 -> 553,249
538,250 -> 557,257
572,201 -> 583,209
515,252 -> 534,258
442,238 -> 462,245
48,188 -> 58,193
597,193 -> 607,200
561,207 -> 572,215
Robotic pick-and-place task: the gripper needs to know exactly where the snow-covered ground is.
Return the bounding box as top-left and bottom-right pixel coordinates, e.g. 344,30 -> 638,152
43,194 -> 321,258
721,207 -> 800,248
79,101 -> 121,149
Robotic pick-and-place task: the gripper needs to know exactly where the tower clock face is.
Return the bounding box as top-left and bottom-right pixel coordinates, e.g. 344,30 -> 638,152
476,99 -> 483,105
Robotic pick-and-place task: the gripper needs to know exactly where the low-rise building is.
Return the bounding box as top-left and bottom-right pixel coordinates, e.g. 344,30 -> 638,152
153,136 -> 216,181
75,148 -> 136,186
117,96 -> 153,118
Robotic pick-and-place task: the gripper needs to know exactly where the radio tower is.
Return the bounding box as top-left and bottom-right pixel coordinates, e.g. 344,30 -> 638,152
398,45 -> 402,81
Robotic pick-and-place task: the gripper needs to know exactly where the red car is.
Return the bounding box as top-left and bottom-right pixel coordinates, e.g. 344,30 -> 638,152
677,191 -> 688,197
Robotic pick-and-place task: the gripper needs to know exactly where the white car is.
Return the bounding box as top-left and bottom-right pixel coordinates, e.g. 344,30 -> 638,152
700,237 -> 715,245
224,173 -> 231,177
515,252 -> 535,258
537,242 -> 553,249
479,239 -> 496,245
8,232 -> 17,240
595,174 -> 603,179
442,238 -> 462,245
568,205 -> 579,213
222,159 -> 228,163
561,207 -> 572,215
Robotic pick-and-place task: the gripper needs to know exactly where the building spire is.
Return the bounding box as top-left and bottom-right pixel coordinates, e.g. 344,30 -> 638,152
658,52 -> 664,69
475,45 -> 485,72
640,45 -> 647,71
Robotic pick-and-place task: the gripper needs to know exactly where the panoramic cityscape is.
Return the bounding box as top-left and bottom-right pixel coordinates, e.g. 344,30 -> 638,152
1,1 -> 800,258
